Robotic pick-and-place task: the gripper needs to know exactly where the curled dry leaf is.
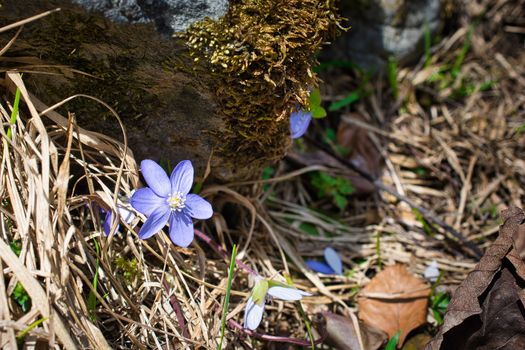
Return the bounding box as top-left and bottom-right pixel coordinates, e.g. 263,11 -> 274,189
287,113 -> 381,194
358,264 -> 430,346
427,206 -> 525,349
315,311 -> 387,350
336,113 -> 382,182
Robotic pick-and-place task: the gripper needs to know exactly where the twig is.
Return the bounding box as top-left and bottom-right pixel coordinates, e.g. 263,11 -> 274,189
304,135 -> 483,259
227,319 -> 327,346
0,8 -> 61,33
161,279 -> 190,340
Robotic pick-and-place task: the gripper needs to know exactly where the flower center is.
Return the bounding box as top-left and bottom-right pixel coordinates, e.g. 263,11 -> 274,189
167,192 -> 186,211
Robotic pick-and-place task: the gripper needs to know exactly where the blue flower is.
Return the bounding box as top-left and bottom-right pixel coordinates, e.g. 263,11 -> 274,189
103,205 -> 135,236
244,277 -> 311,330
130,159 -> 213,247
305,247 -> 343,275
290,109 -> 312,139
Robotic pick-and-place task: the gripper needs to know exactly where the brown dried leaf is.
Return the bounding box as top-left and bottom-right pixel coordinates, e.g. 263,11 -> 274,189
317,311 -> 387,350
336,114 -> 382,181
287,113 -> 381,194
428,206 -> 525,349
358,264 -> 430,346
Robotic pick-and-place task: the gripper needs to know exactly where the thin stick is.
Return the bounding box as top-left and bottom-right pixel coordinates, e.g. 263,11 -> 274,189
227,319 -> 327,346
304,135 -> 483,259
0,8 -> 61,34
161,279 -> 190,340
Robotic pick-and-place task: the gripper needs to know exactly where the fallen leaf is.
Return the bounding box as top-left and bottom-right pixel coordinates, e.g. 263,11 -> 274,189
287,113 -> 381,194
358,264 -> 430,346
513,222 -> 525,260
336,114 -> 382,180
427,206 -> 525,349
314,311 -> 387,350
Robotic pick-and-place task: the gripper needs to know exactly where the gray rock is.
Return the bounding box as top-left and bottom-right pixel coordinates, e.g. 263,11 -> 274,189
331,0 -> 442,71
72,0 -> 229,35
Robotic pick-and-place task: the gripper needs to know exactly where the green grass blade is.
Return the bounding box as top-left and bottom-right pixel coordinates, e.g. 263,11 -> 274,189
385,331 -> 401,350
87,238 -> 101,321
6,87 -> 21,140
387,56 -> 399,99
296,301 -> 315,350
452,26 -> 473,78
16,317 -> 48,343
218,244 -> 237,350
328,90 -> 361,111
424,21 -> 432,68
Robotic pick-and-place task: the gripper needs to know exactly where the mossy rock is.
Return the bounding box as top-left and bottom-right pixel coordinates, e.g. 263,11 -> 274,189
0,0 -> 340,181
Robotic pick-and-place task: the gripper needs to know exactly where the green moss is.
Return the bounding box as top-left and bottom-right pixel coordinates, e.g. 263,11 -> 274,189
179,0 -> 342,169
114,256 -> 141,284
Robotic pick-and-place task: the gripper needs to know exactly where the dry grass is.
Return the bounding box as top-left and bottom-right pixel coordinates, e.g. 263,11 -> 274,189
1,0 -> 524,349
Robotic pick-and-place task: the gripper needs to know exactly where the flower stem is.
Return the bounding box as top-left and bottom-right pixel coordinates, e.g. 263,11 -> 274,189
218,244 -> 237,350
161,279 -> 190,340
227,319 -> 327,346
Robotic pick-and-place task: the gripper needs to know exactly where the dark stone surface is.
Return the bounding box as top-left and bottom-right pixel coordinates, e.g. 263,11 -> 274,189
330,0 -> 442,71
72,0 -> 229,35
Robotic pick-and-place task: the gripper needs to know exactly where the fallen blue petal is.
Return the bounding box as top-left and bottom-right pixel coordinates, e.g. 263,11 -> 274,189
305,260 -> 335,274
324,247 -> 343,275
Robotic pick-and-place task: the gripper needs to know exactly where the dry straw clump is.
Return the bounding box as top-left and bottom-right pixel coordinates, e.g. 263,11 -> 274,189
0,70 -> 314,348
0,13 -> 235,349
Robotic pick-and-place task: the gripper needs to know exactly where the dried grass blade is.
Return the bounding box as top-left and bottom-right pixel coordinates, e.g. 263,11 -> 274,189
0,8 -> 61,34
0,239 -> 77,349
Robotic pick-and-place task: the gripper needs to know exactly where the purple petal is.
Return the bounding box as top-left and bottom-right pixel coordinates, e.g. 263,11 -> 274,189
103,211 -> 118,236
324,247 -> 343,275
290,109 -> 312,139
305,260 -> 336,274
267,286 -> 311,301
140,160 -> 171,197
118,206 -> 136,224
170,160 -> 194,195
185,194 -> 213,219
130,188 -> 167,216
244,297 -> 266,330
138,205 -> 170,239
169,212 -> 194,247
